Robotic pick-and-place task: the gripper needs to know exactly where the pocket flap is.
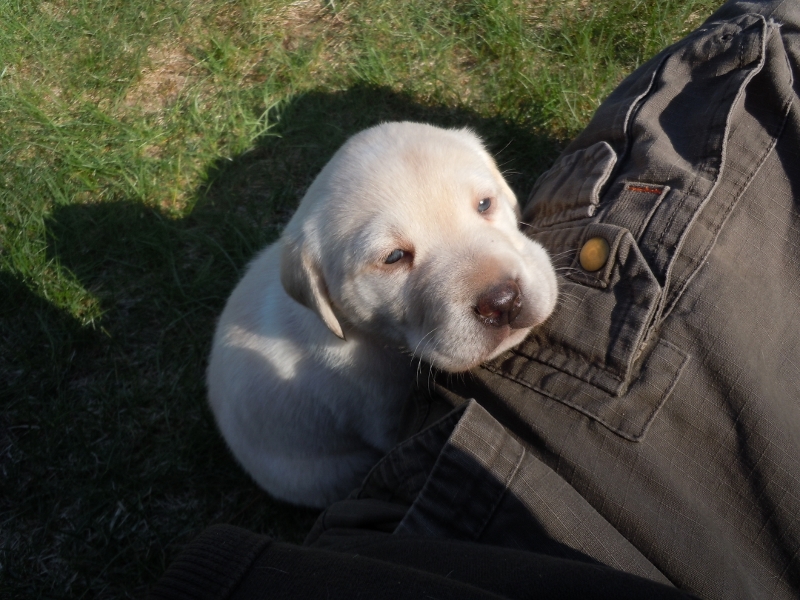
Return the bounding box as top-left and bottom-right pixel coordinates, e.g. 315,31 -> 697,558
523,141 -> 617,227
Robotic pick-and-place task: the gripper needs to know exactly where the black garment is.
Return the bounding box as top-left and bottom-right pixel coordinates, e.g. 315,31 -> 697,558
150,523 -> 698,600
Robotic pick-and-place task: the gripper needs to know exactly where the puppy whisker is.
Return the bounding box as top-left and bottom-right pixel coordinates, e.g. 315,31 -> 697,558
555,294 -> 584,309
411,327 -> 440,363
549,249 -> 577,260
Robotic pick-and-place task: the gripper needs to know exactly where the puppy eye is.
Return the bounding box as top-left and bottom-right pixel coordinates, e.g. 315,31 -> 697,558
384,249 -> 406,264
477,198 -> 492,213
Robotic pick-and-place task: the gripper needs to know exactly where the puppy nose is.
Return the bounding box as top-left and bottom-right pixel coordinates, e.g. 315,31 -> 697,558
475,280 -> 522,327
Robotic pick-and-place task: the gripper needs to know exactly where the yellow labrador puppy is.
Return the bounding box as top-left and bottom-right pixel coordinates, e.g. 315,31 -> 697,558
207,122 -> 557,508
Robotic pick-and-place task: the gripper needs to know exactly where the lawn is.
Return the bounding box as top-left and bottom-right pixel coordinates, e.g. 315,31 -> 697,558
1,0 -> 719,597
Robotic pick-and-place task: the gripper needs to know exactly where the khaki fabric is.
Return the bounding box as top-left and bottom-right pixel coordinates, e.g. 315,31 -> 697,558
309,2 -> 800,599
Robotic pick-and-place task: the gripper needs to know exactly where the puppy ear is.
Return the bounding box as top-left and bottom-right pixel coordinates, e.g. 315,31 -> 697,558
280,234 -> 345,340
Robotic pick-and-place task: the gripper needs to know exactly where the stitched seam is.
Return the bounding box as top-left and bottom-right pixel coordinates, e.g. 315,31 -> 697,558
654,19 -> 763,254
483,341 -> 690,442
661,95 -> 791,324
659,15 -> 771,322
474,443 -> 526,541
481,363 -> 642,442
508,342 -> 626,385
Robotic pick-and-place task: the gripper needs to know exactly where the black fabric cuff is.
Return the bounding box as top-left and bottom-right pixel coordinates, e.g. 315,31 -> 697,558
149,524 -> 270,600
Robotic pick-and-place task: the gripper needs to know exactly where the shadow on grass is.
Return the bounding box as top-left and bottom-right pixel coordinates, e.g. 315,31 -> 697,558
2,84 -> 561,598
201,83 -> 561,223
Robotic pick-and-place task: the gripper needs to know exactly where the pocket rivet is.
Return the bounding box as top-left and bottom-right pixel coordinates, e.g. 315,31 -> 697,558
580,237 -> 610,272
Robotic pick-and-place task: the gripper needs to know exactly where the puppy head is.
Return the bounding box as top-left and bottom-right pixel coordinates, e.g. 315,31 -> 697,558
280,122 -> 557,371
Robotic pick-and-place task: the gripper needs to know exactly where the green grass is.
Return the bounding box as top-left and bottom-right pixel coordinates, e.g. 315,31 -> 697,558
1,0 -> 720,597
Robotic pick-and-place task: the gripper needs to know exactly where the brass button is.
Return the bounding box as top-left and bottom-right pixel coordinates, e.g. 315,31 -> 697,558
579,237 -> 610,272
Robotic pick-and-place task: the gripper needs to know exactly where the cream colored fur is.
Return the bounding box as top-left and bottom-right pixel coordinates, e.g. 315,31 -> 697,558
207,122 -> 557,508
